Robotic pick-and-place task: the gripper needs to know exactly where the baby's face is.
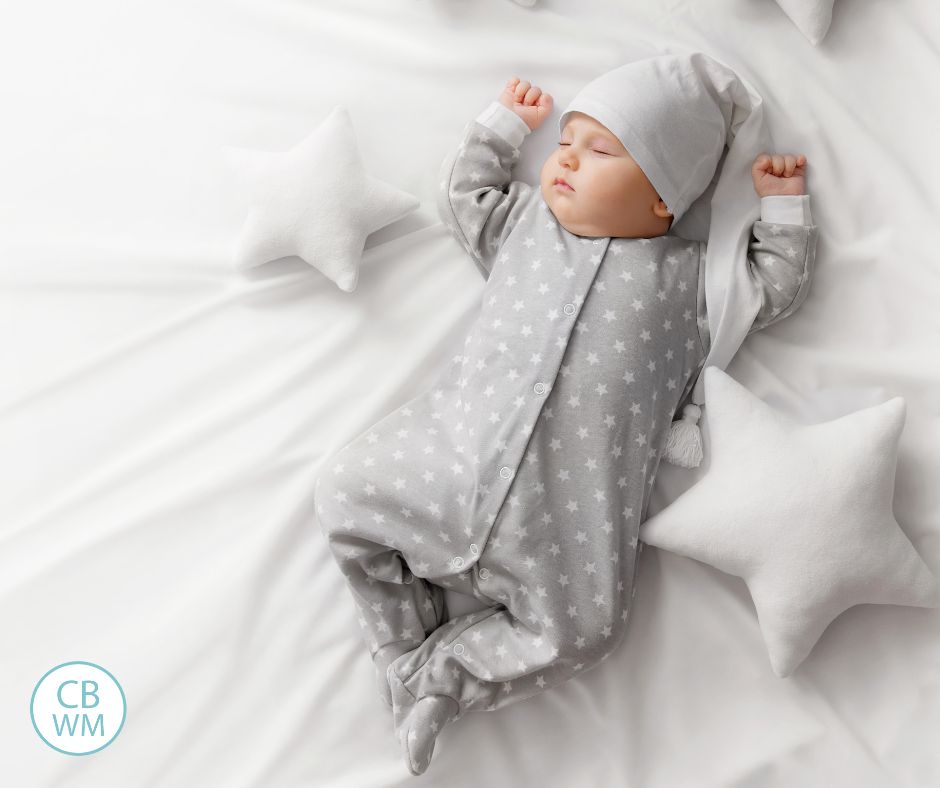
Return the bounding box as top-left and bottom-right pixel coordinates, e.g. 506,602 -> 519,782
539,112 -> 673,239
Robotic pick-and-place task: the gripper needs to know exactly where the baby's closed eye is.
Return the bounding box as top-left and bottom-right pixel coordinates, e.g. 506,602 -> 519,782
558,142 -> 612,155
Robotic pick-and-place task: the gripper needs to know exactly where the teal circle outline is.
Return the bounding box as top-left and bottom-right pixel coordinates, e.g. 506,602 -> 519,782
30,660 -> 127,756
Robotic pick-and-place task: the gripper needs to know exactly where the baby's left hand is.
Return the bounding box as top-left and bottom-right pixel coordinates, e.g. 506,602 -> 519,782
752,153 -> 807,197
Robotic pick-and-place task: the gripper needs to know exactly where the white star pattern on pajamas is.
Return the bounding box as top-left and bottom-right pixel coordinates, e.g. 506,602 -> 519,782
314,106 -> 816,775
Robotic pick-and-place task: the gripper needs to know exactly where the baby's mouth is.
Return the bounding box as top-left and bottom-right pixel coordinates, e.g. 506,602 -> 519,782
553,177 -> 574,192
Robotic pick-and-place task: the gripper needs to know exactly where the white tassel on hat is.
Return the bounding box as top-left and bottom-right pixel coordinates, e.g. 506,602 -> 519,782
664,403 -> 703,468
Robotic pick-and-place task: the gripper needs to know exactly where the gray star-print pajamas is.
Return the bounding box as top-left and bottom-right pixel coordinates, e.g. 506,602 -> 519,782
314,99 -> 819,774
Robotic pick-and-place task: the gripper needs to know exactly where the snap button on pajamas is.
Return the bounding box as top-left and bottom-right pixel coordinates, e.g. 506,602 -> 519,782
314,102 -> 818,776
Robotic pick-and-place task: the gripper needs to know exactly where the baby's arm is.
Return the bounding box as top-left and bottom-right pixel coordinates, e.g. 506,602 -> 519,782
745,153 -> 819,336
437,78 -> 553,279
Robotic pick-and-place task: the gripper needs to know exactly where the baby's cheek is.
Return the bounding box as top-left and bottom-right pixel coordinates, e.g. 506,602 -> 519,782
606,184 -> 640,214
539,156 -> 556,179
578,190 -> 604,214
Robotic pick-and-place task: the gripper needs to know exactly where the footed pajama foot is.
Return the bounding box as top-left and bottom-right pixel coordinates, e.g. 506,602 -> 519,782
372,642 -> 416,708
397,694 -> 459,775
387,664 -> 460,775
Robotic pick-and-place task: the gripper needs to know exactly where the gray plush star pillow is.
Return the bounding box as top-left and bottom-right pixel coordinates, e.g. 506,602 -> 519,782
224,105 -> 419,292
640,366 -> 940,678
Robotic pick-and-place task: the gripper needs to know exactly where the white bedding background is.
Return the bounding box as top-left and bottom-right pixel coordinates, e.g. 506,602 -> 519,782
2,0 -> 939,785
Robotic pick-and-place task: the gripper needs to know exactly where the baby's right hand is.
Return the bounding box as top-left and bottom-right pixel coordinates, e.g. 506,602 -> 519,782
499,78 -> 553,132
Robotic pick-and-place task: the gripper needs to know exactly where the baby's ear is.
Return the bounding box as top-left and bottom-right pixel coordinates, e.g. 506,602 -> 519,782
652,198 -> 673,220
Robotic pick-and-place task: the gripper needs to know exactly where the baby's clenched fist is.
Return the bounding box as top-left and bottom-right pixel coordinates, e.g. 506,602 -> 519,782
752,153 -> 807,197
499,77 -> 553,132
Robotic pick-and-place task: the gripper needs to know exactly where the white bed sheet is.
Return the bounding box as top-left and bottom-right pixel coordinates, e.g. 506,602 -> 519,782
2,0 -> 938,785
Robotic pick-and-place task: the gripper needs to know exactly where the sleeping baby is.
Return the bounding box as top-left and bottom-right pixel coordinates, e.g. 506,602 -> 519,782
314,53 -> 818,776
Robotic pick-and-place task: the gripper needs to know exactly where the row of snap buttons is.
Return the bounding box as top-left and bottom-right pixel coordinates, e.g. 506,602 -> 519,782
451,545 -> 481,570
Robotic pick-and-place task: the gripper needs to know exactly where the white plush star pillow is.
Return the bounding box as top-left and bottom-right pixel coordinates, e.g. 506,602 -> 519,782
773,0 -> 836,45
224,105 -> 419,292
640,366 -> 940,678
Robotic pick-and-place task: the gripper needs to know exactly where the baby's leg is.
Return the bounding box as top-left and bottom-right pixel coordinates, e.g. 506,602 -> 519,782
386,539 -> 641,775
315,449 -> 447,706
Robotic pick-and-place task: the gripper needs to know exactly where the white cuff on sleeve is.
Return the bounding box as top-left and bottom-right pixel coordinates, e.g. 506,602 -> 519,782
475,101 -> 532,149
760,194 -> 813,225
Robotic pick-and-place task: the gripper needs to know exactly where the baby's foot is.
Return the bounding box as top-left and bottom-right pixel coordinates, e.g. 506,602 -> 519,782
396,695 -> 459,776
372,642 -> 415,708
